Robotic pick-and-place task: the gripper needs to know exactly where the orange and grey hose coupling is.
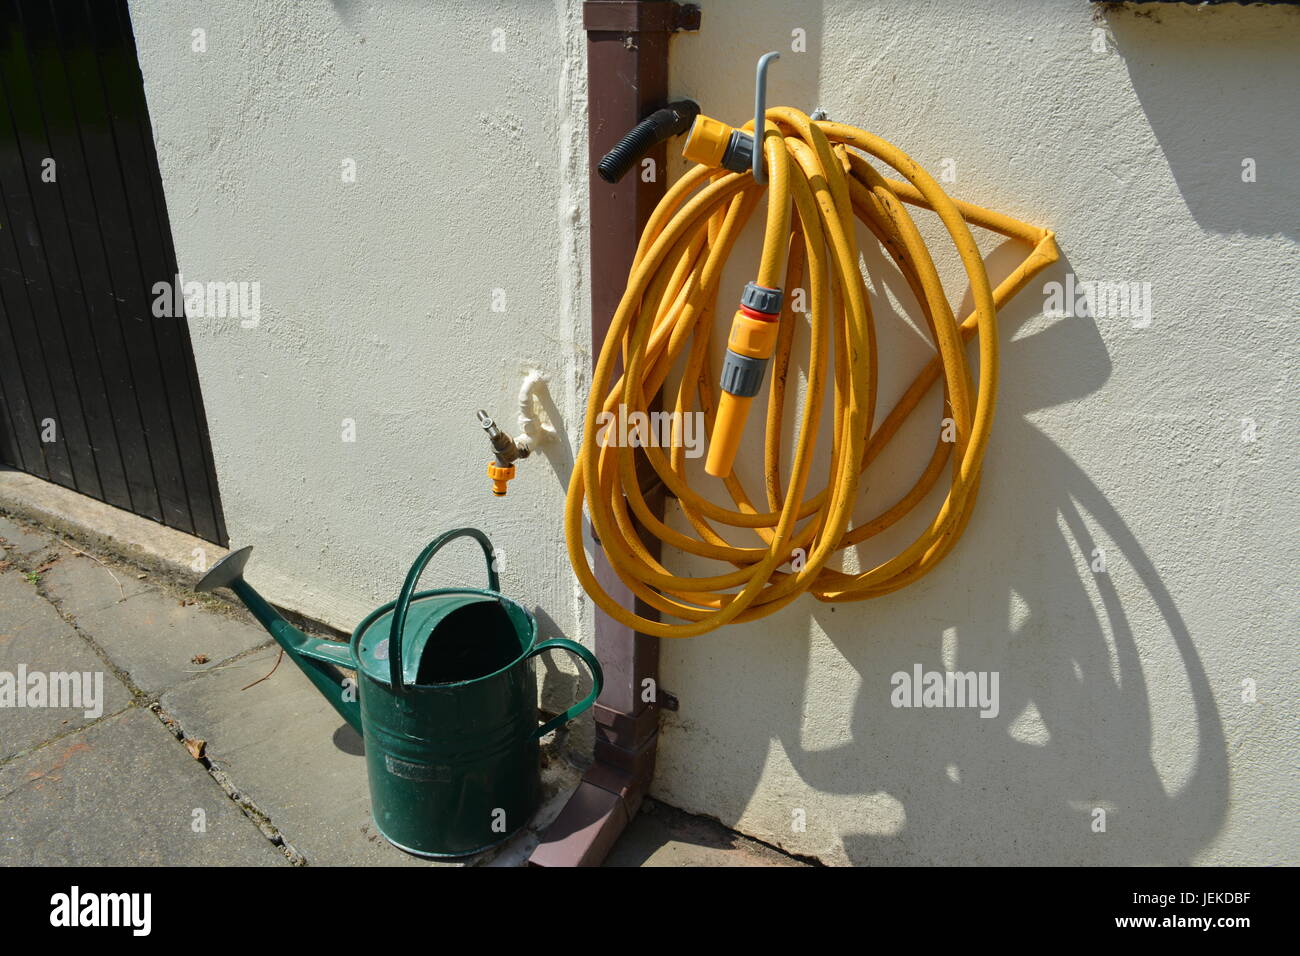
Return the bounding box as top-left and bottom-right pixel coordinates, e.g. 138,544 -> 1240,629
705,282 -> 783,477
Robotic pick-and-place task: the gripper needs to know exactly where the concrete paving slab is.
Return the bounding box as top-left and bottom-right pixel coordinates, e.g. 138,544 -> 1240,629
62,570 -> 270,694
0,499 -> 810,868
39,552 -> 153,615
605,798 -> 809,867
0,569 -> 132,760
160,646 -> 441,866
160,645 -> 586,867
0,514 -> 55,561
0,707 -> 286,865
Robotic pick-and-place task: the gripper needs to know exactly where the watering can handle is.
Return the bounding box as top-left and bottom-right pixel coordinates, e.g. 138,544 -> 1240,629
527,638 -> 604,739
388,528 -> 499,690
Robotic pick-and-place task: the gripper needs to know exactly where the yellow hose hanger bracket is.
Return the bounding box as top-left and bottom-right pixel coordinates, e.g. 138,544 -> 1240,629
569,78 -> 1059,638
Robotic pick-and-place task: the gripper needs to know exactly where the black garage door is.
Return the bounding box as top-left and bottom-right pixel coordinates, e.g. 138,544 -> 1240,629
0,0 -> 225,545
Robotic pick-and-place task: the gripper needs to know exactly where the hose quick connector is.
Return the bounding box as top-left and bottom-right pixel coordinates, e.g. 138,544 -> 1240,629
682,115 -> 755,175
597,100 -> 700,184
487,462 -> 515,497
705,283 -> 783,477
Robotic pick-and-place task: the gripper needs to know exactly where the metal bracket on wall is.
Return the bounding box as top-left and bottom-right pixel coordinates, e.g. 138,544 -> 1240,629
581,1 -> 701,34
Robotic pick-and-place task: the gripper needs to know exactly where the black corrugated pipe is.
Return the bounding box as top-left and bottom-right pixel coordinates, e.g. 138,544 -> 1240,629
597,99 -> 699,183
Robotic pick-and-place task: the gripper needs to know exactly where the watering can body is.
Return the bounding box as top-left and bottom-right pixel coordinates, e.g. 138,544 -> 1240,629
196,528 -> 602,857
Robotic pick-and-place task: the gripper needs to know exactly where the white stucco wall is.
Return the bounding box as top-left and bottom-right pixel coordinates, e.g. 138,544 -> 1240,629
127,0 -> 595,719
133,0 -> 1297,865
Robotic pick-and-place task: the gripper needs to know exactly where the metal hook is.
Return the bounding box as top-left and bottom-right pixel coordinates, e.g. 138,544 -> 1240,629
753,51 -> 780,185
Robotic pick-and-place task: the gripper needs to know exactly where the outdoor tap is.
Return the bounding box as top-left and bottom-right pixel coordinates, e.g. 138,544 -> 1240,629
478,409 -> 529,496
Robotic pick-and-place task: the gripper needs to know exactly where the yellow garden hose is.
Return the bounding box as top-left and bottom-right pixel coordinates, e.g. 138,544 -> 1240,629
567,107 -> 1059,638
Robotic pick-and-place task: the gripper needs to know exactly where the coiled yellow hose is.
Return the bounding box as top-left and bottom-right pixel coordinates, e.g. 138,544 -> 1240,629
567,107 -> 1058,638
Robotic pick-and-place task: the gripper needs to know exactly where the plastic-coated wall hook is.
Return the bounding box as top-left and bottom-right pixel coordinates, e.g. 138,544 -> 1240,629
753,51 -> 780,185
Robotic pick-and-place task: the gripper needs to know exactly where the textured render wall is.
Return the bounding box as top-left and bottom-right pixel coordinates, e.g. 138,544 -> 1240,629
131,0 -> 1298,866
127,0 -> 595,720
655,0 -> 1298,865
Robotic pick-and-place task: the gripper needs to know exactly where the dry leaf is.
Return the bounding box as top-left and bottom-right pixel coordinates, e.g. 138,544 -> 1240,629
184,738 -> 206,760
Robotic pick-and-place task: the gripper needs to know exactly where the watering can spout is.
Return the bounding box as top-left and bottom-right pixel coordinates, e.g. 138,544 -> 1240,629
195,547 -> 361,733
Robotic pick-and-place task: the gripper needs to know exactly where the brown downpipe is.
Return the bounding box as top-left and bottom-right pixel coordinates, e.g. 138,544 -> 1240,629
529,0 -> 700,867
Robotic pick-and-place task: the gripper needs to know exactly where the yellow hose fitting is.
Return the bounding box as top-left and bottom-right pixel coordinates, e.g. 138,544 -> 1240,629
682,115 -> 754,174
727,307 -> 780,358
682,115 -> 732,167
706,285 -> 783,477
487,462 -> 515,496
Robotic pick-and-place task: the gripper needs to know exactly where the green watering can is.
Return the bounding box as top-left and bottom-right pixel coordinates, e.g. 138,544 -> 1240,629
195,528 -> 602,857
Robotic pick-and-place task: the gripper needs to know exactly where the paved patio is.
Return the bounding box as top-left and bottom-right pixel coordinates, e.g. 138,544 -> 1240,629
0,512 -> 801,867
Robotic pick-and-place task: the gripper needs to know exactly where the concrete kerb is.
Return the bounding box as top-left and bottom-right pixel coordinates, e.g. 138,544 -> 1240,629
0,468 -> 225,587
0,468 -> 347,642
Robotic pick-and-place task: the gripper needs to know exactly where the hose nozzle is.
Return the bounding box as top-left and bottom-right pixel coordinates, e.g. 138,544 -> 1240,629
705,283 -> 783,477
